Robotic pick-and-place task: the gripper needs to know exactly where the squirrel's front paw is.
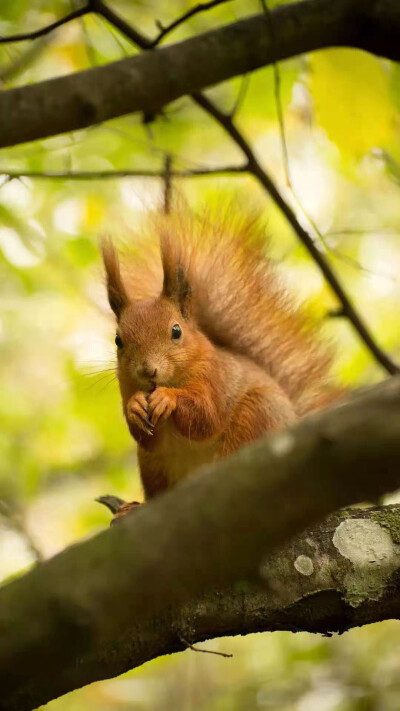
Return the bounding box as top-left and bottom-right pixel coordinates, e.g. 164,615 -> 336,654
148,387 -> 177,426
126,391 -> 154,436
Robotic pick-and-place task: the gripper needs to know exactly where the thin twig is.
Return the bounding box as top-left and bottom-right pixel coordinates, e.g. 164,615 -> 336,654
192,92 -> 400,375
0,0 -> 231,50
0,3 -> 91,43
163,154 -> 173,213
180,636 -> 233,658
95,0 -> 234,50
79,10 -> 99,67
0,35 -> 53,83
260,0 -> 291,185
259,0 -> 339,263
92,0 -> 150,49
327,228 -> 400,237
259,0 -> 334,255
230,73 -> 251,118
326,307 -> 346,319
327,245 -> 398,284
150,0 -> 233,48
257,3 -> 397,288
0,166 -> 247,180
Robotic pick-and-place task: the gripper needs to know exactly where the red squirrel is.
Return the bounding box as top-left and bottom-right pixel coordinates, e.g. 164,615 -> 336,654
99,210 -> 338,522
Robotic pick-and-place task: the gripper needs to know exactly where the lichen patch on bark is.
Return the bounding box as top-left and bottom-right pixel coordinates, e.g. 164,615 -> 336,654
294,555 -> 314,576
332,519 -> 400,607
270,432 -> 295,457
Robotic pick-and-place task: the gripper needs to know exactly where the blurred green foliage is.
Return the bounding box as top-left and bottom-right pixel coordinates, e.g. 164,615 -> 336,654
1,1 -> 400,709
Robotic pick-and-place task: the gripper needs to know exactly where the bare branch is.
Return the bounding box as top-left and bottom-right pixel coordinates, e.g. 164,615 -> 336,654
0,36 -> 53,84
150,0 -> 234,48
0,166 -> 247,180
179,637 -> 233,658
260,0 -> 291,185
0,0 -> 233,53
0,4 -> 90,44
229,73 -> 251,118
163,153 -> 173,213
252,8 -> 399,292
327,228 -> 400,237
92,0 -> 151,49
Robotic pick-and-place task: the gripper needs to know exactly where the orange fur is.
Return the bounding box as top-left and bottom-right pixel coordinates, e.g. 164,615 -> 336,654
101,208 -> 340,515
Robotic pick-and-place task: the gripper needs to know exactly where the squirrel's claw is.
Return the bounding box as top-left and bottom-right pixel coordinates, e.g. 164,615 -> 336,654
126,392 -> 154,436
142,417 -> 155,435
96,496 -> 142,526
96,494 -> 126,514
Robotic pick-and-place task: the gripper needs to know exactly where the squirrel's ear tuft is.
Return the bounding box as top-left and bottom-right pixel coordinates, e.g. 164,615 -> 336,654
161,233 -> 191,319
101,237 -> 129,319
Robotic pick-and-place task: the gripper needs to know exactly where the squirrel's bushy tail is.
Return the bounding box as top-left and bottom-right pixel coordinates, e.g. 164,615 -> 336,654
121,207 -> 337,415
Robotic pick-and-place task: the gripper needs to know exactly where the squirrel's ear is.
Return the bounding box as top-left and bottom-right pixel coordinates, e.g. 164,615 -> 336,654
161,234 -> 191,319
101,237 -> 129,319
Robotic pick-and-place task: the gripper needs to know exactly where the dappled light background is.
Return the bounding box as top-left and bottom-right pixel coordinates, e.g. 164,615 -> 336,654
1,1 -> 400,709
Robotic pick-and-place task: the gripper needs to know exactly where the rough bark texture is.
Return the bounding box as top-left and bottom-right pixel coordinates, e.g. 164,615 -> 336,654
1,0 -> 400,148
2,378 -> 400,709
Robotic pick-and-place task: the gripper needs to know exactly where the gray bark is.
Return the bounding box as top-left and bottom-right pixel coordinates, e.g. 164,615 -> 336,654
1,0 -> 400,147
2,378 -> 400,709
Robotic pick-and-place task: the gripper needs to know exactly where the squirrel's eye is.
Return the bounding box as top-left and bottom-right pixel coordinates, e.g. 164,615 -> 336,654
171,324 -> 182,340
115,333 -> 123,349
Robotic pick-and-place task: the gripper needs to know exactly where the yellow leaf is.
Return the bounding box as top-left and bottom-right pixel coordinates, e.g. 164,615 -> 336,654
85,197 -> 104,228
310,49 -> 394,159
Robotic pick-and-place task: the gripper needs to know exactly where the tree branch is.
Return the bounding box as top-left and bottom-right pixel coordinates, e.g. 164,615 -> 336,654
0,36 -> 54,84
0,4 -> 90,44
60,504 -> 400,686
0,165 -> 247,180
92,0 -> 151,49
0,0 -> 232,54
2,377 -> 400,709
149,0 -> 234,48
1,0 -> 400,148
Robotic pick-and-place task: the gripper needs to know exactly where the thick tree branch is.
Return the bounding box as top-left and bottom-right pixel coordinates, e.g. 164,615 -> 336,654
42,505 -> 400,704
9,504 -> 400,711
2,377 -> 400,709
1,0 -> 400,148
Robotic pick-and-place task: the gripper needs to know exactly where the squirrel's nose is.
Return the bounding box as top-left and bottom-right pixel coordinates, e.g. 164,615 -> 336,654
138,361 -> 157,380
